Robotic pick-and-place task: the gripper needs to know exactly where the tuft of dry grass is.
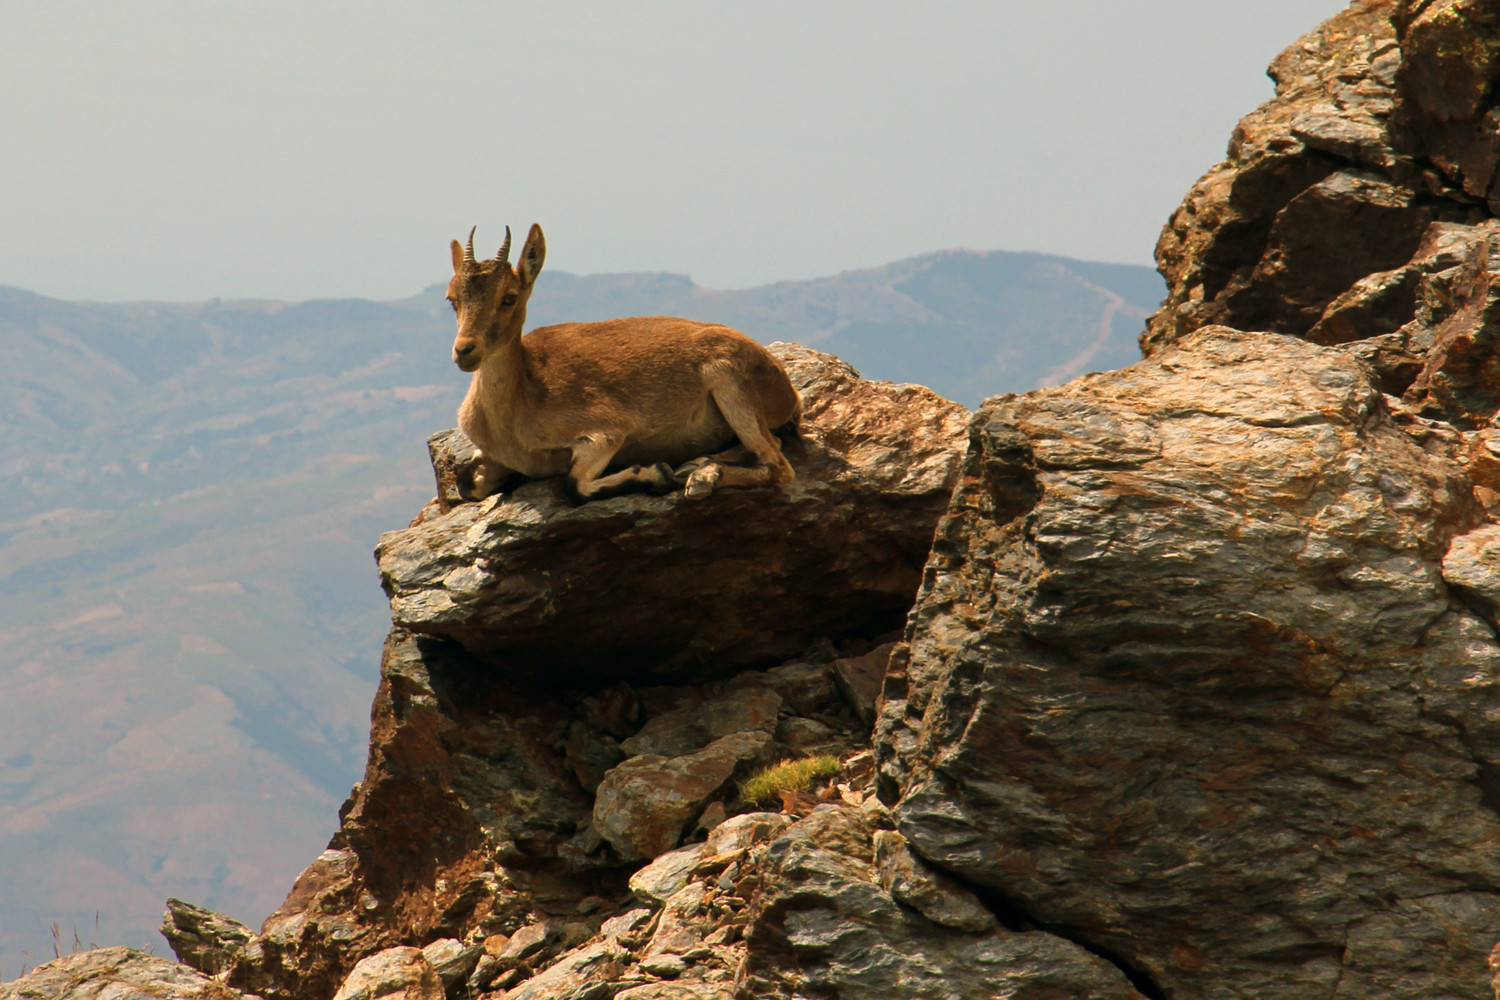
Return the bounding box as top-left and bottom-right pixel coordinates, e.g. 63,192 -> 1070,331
738,754 -> 841,806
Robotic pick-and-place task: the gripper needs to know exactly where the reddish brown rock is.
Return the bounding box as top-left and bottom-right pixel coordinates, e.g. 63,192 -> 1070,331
1391,0 -> 1500,209
226,631 -> 587,1000
1145,1 -> 1420,353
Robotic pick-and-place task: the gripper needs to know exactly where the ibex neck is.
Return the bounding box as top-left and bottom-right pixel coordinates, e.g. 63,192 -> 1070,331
474,334 -> 531,399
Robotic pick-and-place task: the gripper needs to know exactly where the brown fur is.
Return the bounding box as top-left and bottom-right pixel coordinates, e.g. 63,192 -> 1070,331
446,224 -> 801,502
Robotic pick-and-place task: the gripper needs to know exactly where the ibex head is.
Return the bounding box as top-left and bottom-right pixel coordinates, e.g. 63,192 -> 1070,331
447,223 -> 546,372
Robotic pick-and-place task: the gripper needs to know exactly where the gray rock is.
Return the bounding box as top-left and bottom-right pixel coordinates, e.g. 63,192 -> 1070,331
640,883 -> 709,966
1442,524 -> 1500,626
774,715 -> 841,750
739,806 -> 1143,1000
615,984 -> 733,1000
705,811 -> 791,855
160,896 -> 253,976
562,721 -> 625,794
600,908 -> 653,941
879,327 -> 1500,998
752,659 -> 839,716
499,921 -> 562,965
832,644 -> 894,727
872,830 -> 995,933
419,938 -> 481,988
499,940 -> 628,1000
629,843 -> 709,906
331,947 -> 443,1000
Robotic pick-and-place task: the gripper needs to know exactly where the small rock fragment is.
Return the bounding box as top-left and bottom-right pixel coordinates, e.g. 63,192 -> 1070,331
629,842 -> 709,906
832,644 -> 893,726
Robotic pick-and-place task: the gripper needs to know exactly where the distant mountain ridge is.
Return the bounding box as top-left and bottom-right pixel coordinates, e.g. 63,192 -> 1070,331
400,248 -> 1163,404
0,248 -> 1161,972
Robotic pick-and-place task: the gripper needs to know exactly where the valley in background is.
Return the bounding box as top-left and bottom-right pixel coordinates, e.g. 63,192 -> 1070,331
0,249 -> 1162,974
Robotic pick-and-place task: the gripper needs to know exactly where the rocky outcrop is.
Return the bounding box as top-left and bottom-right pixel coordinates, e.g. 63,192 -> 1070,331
379,345 -> 969,684
205,351 -> 978,1000
1146,0 -> 1500,430
867,6 -> 1500,992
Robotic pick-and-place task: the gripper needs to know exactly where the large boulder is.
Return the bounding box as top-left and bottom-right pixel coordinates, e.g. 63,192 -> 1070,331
376,344 -> 969,684
877,326 -> 1500,998
738,803 -> 1146,1000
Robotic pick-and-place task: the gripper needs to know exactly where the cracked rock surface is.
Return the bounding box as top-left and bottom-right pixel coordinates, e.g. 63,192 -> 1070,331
877,325 -> 1500,998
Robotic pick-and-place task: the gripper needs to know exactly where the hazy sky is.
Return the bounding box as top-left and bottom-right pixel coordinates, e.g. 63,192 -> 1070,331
3,1 -> 1348,302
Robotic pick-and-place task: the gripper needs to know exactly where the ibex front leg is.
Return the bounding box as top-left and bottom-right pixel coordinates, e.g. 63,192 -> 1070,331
564,436 -> 675,504
462,452 -> 523,501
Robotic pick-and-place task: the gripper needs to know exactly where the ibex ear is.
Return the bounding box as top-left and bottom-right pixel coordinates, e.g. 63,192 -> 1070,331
519,224 -> 546,286
450,239 -> 465,275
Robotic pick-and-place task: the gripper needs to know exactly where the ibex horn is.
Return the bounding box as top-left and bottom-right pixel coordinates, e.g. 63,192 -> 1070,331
496,226 -> 512,267
463,226 -> 478,267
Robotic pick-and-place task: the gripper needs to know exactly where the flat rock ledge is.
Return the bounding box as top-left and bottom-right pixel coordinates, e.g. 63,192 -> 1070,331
376,344 -> 970,684
0,946 -> 250,1000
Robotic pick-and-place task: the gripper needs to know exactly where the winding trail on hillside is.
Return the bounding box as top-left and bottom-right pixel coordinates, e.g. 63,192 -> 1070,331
1037,275 -> 1133,387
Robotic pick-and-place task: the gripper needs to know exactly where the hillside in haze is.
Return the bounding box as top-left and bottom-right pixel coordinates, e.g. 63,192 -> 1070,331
0,250 -> 1161,973
402,249 -> 1163,405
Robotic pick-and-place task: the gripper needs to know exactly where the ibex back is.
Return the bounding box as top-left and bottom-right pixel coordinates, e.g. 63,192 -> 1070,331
446,224 -> 802,503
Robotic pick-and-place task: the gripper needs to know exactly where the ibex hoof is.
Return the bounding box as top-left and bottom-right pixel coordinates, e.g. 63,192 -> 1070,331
684,464 -> 721,500
672,457 -> 711,484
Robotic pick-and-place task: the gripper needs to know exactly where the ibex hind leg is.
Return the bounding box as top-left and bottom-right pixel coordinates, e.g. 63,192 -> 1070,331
684,380 -> 795,500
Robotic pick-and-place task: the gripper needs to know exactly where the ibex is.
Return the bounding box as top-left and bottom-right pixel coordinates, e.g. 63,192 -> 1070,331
446,224 -> 802,503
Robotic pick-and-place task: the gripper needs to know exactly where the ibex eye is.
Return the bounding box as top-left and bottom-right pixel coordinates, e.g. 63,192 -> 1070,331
502,294 -> 518,307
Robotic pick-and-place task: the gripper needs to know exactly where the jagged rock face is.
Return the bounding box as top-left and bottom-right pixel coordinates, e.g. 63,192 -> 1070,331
1146,0 -> 1500,428
158,7 -> 1500,999
877,326 -> 1500,998
220,348 -> 969,1000
226,630 -> 597,1000
376,344 -> 969,684
223,622 -> 1157,1000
